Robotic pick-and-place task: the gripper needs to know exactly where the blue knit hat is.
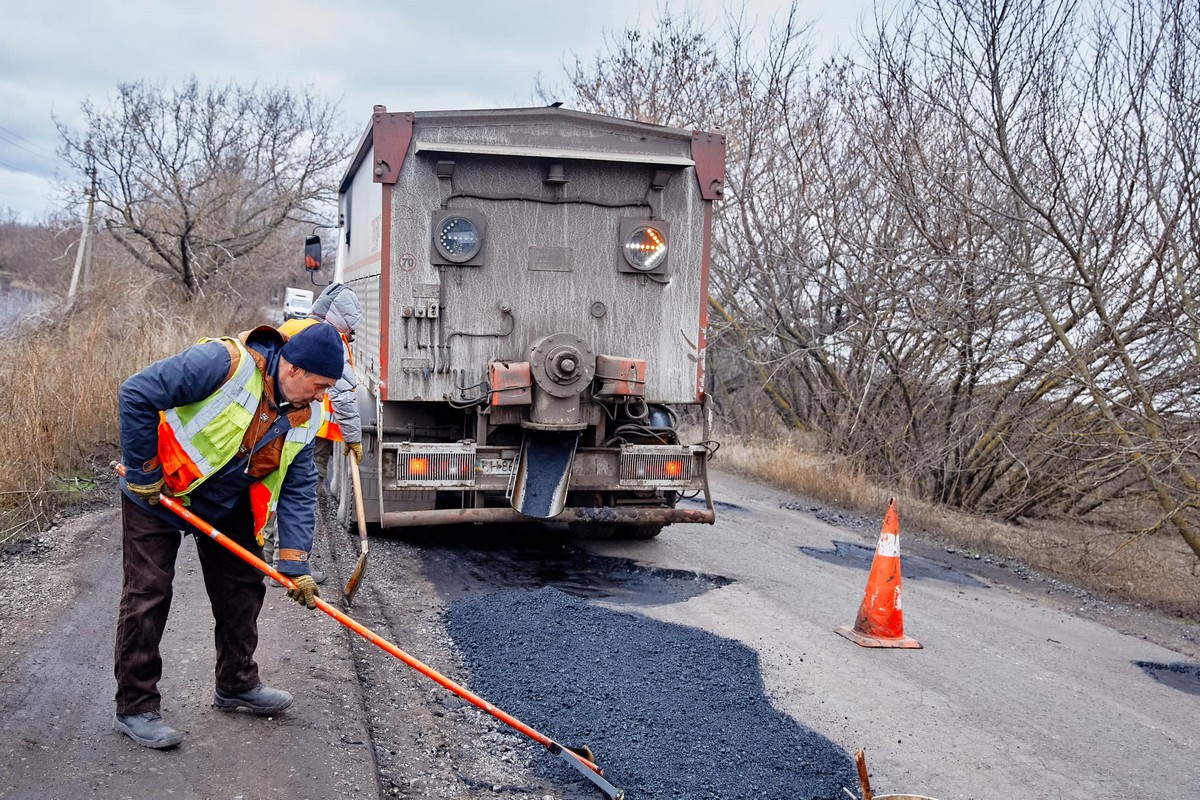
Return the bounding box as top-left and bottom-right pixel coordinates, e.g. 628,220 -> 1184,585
280,322 -> 343,380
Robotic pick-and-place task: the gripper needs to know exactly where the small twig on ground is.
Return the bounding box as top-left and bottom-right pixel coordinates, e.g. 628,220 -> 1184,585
0,518 -> 34,546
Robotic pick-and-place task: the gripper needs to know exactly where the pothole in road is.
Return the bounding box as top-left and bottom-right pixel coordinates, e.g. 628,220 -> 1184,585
1134,661 -> 1200,695
399,525 -> 856,800
799,539 -> 989,587
405,524 -> 731,606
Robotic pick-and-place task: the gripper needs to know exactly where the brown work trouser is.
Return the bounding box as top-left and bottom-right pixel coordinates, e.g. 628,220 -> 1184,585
114,493 -> 266,715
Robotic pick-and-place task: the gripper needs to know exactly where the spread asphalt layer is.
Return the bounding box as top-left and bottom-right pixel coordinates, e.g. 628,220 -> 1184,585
444,586 -> 858,800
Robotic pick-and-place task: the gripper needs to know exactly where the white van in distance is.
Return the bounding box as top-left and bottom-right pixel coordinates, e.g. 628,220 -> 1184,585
282,287 -> 313,321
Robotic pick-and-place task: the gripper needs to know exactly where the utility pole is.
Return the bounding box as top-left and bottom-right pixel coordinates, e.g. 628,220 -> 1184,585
65,142 -> 96,313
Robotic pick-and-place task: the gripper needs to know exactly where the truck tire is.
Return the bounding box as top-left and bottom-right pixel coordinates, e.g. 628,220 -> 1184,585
567,522 -> 617,540
616,524 -> 664,540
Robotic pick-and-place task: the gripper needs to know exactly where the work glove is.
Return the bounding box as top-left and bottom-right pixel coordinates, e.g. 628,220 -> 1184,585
286,574 -> 320,609
344,441 -> 363,464
126,478 -> 166,505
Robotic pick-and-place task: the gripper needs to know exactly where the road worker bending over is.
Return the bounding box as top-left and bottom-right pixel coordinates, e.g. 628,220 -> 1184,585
265,283 -> 365,583
113,321 -> 343,749
279,282 -> 364,484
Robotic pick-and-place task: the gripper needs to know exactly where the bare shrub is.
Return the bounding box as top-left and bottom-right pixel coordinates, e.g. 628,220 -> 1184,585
0,260 -> 266,542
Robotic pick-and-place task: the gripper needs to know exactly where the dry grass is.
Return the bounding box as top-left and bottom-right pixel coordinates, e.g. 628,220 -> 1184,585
0,272 -> 263,541
713,430 -> 1200,620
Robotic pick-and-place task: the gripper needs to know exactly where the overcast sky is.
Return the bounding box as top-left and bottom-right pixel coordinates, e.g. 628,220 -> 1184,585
0,0 -> 876,223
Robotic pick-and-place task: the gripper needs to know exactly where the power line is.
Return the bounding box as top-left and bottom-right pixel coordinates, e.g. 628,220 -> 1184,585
0,156 -> 52,177
0,156 -> 35,174
0,133 -> 58,167
0,125 -> 59,162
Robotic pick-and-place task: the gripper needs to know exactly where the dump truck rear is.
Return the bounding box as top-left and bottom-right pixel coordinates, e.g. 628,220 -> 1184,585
312,105 -> 725,537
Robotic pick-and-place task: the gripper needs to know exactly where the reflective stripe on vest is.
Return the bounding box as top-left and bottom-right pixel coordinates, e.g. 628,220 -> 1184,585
317,393 -> 343,441
321,333 -> 353,441
249,419 -> 320,541
159,338 -> 261,495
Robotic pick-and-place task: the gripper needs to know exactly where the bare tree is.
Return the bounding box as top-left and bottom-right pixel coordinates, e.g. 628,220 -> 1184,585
57,79 -> 350,297
863,0 -> 1200,553
552,0 -> 1200,564
537,9 -> 731,129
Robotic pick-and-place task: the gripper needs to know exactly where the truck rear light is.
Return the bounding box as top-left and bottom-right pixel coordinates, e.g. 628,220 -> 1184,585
391,443 -> 477,487
623,226 -> 667,269
594,355 -> 646,397
618,218 -> 671,275
619,444 -> 701,488
430,209 -> 486,266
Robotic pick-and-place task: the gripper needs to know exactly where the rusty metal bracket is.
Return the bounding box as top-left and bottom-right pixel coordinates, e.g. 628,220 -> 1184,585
691,129 -> 726,201
372,108 -> 414,184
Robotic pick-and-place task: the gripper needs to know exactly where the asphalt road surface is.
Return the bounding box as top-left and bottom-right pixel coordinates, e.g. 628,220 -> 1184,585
0,470 -> 1196,799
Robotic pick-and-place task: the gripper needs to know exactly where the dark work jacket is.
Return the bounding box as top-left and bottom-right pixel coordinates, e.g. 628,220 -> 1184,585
117,327 -> 319,576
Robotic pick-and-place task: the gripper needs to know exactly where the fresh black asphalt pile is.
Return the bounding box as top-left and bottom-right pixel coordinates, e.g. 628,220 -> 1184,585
445,586 -> 857,799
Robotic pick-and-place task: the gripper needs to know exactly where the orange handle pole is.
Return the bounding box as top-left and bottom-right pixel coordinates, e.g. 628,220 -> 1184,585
112,464 -> 603,777
856,749 -> 874,800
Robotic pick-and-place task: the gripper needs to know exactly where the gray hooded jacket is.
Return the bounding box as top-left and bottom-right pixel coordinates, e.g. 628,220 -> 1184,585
309,283 -> 364,444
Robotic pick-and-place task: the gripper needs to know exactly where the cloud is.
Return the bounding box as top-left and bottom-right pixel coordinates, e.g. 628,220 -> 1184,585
0,169 -> 64,222
0,0 -> 871,222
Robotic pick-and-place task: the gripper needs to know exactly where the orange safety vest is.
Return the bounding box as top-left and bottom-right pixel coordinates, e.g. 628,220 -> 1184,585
278,317 -> 354,442
157,336 -> 321,541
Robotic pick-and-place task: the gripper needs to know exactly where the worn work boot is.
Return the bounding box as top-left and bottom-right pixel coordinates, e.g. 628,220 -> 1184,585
213,683 -> 293,715
113,711 -> 184,749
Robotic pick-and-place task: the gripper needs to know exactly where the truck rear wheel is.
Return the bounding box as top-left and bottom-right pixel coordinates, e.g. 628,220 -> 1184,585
616,524 -> 664,540
567,522 -> 617,540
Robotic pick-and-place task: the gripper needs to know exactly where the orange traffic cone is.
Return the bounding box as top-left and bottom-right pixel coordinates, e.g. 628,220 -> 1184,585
835,498 -> 922,649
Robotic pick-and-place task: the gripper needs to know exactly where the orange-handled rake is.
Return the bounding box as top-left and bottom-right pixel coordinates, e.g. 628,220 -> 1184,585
113,463 -> 624,800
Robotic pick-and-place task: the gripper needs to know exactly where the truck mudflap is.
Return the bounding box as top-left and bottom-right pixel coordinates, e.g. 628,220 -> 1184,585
380,503 -> 715,530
